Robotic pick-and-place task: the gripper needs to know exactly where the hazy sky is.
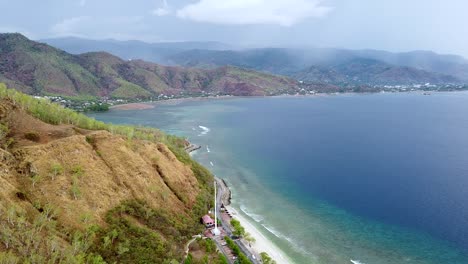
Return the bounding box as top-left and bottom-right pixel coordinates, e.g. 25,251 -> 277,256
0,0 -> 467,57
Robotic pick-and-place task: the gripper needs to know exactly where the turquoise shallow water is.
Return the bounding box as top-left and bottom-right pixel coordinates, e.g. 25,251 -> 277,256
90,93 -> 468,264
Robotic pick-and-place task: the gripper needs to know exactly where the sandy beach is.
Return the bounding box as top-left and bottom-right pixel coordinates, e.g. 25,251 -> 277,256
110,102 -> 155,110
225,205 -> 292,264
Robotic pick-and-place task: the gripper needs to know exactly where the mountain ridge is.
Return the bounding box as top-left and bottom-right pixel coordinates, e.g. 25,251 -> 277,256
41,37 -> 468,83
0,33 -> 299,98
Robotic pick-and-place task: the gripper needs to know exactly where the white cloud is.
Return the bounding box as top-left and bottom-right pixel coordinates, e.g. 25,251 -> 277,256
152,0 -> 171,16
0,26 -> 34,37
50,16 -> 91,37
153,8 -> 170,16
49,16 -> 160,41
176,0 -> 331,26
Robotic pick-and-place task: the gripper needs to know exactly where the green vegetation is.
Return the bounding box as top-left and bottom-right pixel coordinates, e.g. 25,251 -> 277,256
224,236 -> 252,264
260,252 -> 277,264
49,163 -> 63,179
111,79 -> 152,99
230,219 -> 246,237
185,238 -> 228,264
85,103 -> 110,112
92,200 -> 205,263
0,205 -> 105,263
0,83 -> 179,148
0,122 -> 11,148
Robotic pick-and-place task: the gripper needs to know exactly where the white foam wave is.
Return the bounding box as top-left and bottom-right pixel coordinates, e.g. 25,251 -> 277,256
198,125 -> 210,136
350,260 -> 365,264
206,146 -> 211,153
210,161 -> 214,167
261,224 -> 283,238
260,223 -> 312,257
240,205 -> 264,223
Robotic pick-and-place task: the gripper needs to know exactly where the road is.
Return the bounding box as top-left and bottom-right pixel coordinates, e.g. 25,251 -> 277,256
215,178 -> 261,264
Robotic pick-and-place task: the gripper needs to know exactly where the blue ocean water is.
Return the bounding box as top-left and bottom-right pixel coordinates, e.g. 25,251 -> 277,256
89,93 -> 468,264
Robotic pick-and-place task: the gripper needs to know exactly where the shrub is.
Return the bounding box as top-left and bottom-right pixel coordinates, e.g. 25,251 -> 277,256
260,252 -> 276,264
49,163 -> 63,180
71,165 -> 84,177
0,122 -> 8,141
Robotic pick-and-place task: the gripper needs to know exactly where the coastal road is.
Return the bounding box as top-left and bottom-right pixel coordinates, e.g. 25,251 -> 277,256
215,178 -> 260,264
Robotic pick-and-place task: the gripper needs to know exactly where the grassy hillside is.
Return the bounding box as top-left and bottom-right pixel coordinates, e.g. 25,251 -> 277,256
0,83 -> 221,263
0,33 -> 299,99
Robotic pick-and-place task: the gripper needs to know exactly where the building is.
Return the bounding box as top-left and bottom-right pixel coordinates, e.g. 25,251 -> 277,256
202,215 -> 215,228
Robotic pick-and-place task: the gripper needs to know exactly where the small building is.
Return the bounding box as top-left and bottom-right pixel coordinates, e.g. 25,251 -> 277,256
202,215 -> 215,228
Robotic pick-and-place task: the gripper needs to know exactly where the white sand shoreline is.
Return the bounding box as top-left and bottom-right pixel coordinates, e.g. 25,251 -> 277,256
225,205 -> 293,264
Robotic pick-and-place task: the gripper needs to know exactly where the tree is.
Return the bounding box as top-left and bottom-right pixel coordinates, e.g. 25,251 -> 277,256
230,219 -> 246,237
260,252 -> 276,264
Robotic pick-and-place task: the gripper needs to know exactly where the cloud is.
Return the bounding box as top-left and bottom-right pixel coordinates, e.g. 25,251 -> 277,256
152,0 -> 171,16
49,16 -> 160,41
0,26 -> 35,38
50,16 -> 91,37
176,0 -> 331,26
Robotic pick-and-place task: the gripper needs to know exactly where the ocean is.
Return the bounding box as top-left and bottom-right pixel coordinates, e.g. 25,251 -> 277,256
89,92 -> 468,264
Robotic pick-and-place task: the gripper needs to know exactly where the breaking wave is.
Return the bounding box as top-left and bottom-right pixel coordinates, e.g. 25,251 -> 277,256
198,125 -> 210,136
240,205 -> 264,223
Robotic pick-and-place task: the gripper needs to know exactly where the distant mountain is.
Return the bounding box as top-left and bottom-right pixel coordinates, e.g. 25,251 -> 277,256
293,58 -> 460,85
0,34 -> 298,98
168,48 -> 468,83
353,50 -> 468,81
42,37 -> 468,83
41,37 -> 233,65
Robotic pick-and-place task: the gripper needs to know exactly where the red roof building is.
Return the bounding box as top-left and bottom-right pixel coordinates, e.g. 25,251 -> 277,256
202,215 -> 215,228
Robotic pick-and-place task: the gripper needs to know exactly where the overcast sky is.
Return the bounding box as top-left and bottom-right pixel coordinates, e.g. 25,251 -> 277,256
0,0 -> 467,57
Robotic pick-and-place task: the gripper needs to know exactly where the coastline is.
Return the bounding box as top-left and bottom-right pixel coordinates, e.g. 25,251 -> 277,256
107,90 -> 459,111
110,95 -> 236,110
226,205 -> 292,264
217,178 -> 292,264
110,102 -> 155,110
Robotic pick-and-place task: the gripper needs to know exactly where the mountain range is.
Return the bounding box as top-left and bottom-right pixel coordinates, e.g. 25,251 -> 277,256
0,34 -> 297,98
43,37 -> 468,85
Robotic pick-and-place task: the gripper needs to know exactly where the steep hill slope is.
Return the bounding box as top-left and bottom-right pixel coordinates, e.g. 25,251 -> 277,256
0,33 -> 298,99
0,83 -> 215,263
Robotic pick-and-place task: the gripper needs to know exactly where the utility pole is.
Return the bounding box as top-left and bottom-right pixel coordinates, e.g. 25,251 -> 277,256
212,180 -> 221,236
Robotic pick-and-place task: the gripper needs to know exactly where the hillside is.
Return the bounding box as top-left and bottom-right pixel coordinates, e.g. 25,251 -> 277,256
0,33 -> 298,99
293,58 -> 460,85
0,83 -> 219,263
